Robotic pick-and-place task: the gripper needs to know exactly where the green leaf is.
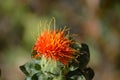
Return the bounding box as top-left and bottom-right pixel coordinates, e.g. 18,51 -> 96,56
20,65 -> 29,76
20,59 -> 41,77
31,73 -> 39,80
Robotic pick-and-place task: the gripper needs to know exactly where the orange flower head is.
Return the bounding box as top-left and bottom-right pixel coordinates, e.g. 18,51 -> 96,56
33,27 -> 75,65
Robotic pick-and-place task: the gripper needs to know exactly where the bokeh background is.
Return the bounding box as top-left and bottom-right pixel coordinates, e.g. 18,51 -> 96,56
0,0 -> 120,80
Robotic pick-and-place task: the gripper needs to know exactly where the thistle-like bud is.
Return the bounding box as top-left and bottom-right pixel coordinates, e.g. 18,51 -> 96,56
20,18 -> 94,80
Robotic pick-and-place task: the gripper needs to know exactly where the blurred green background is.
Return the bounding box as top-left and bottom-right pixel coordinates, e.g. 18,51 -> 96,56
0,0 -> 120,80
